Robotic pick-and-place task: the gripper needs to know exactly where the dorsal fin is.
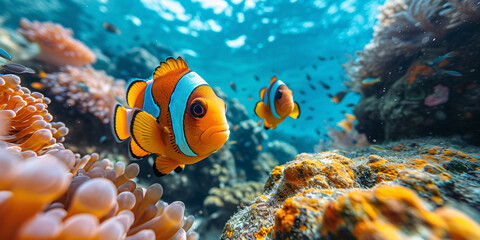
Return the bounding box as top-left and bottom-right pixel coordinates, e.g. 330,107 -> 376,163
126,80 -> 147,108
270,76 -> 277,85
260,88 -> 266,99
153,57 -> 189,80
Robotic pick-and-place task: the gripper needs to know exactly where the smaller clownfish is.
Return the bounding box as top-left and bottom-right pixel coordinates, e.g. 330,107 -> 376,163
254,76 -> 300,129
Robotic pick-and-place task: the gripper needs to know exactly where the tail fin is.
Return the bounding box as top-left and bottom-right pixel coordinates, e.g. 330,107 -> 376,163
112,104 -> 130,142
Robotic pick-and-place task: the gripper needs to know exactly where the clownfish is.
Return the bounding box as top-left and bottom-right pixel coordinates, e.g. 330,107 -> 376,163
112,57 -> 230,177
254,76 -> 300,129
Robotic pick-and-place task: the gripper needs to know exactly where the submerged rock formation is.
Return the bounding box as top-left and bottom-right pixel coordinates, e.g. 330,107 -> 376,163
343,0 -> 480,144
222,138 -> 480,239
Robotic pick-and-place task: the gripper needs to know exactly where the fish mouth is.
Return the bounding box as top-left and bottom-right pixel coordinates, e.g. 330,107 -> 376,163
200,124 -> 230,144
280,102 -> 294,112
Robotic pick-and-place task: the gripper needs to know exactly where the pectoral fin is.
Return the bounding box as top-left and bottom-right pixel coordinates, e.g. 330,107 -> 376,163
264,120 -> 275,130
130,109 -> 166,155
289,102 -> 300,119
152,156 -> 180,177
254,101 -> 267,119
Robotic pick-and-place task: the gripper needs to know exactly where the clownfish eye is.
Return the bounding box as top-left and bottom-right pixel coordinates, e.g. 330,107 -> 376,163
190,100 -> 207,118
275,90 -> 283,100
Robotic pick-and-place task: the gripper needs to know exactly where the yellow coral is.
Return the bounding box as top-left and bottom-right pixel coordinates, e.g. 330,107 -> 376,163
320,185 -> 480,239
367,155 -> 404,183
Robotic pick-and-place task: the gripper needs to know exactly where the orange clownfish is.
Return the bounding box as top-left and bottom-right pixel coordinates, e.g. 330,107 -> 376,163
254,76 -> 300,129
112,57 -> 230,177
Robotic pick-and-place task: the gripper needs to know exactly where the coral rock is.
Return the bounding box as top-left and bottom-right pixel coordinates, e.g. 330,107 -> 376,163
222,139 -> 480,239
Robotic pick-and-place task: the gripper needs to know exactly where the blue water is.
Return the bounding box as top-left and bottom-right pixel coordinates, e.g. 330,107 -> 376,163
1,0 -> 382,149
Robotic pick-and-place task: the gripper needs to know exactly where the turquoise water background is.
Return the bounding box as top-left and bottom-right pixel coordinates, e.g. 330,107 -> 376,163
1,0 -> 383,150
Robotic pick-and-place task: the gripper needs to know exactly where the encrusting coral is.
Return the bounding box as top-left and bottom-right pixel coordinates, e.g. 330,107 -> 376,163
222,138 -> 480,239
0,74 -> 68,154
0,74 -> 197,240
17,18 -> 96,67
41,65 -> 126,124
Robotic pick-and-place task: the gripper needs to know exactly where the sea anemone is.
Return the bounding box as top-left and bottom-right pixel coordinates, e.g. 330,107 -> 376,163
0,144 -> 197,240
0,74 -> 68,154
17,18 -> 96,67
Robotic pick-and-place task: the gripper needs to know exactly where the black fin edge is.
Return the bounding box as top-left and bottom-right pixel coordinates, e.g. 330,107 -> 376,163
152,162 -> 167,177
174,166 -> 184,173
129,108 -> 149,153
129,140 -> 148,159
126,80 -> 145,107
112,104 -> 126,143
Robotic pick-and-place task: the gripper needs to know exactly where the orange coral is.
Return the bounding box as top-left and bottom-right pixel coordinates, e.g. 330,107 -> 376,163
367,155 -> 404,183
279,153 -> 356,201
222,147 -> 480,239
0,74 -> 68,153
442,149 -> 477,161
275,197 -> 299,234
321,185 -> 480,239
42,66 -> 126,124
17,18 -> 96,67
274,189 -> 334,239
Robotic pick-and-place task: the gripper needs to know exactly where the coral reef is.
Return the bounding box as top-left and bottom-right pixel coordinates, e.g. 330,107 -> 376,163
266,140 -> 298,164
0,74 -> 67,154
203,181 -> 264,223
315,113 -> 369,151
114,42 -> 177,80
222,138 -> 480,239
116,47 -> 159,79
17,18 -> 95,67
230,119 -> 269,179
0,74 -> 197,240
343,0 -> 480,91
214,87 -> 269,180
275,185 -> 480,240
41,65 -> 126,124
343,0 -> 480,144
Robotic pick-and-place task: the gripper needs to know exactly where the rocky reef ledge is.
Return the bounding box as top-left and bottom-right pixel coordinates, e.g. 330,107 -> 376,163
222,137 -> 480,239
